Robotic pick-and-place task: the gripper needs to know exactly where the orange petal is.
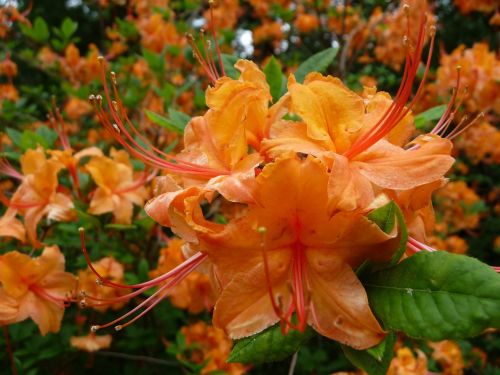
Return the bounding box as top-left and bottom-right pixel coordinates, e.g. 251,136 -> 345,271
0,207 -> 26,242
306,250 -> 385,349
354,137 -> 454,190
212,248 -> 291,339
288,73 -> 364,152
327,152 -> 374,212
261,120 -> 329,158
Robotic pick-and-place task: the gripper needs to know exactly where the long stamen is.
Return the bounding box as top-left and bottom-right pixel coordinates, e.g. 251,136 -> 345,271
79,227 -> 207,290
0,157 -> 23,180
90,256 -> 201,332
92,61 -> 227,178
208,0 -> 225,76
345,13 -> 434,159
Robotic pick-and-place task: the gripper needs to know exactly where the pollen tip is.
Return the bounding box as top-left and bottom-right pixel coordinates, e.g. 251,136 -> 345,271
257,226 -> 267,234
97,56 -> 104,63
114,325 -> 123,331
90,325 -> 100,332
456,65 -> 462,71
78,227 -> 85,233
95,278 -> 104,286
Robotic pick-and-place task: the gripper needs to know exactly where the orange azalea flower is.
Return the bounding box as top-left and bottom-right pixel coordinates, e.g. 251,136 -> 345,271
203,0 -> 241,30
64,97 -> 94,121
0,54 -> 17,78
429,340 -> 465,374
70,333 -> 112,352
434,181 -> 482,233
456,121 -> 500,165
373,0 -> 435,71
261,73 -> 454,212
387,347 -> 428,375
253,21 -> 284,49
77,257 -> 128,312
136,13 -> 182,54
0,83 -> 19,101
0,147 -> 74,247
194,155 -> 398,349
294,13 -> 320,33
178,321 -> 246,375
86,149 -> 149,224
149,239 -> 215,313
428,235 -> 468,254
0,246 -> 76,335
454,0 -> 496,14
434,43 -> 500,115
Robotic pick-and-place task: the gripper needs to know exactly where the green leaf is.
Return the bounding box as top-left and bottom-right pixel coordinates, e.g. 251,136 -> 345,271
221,54 -> 239,79
5,127 -> 22,148
104,224 -> 138,231
294,47 -> 339,83
365,251 -> 500,341
264,56 -> 283,102
76,209 -> 101,229
143,49 -> 164,75
228,324 -> 314,364
33,17 -> 50,42
342,331 -> 396,375
20,17 -> 50,43
20,130 -> 48,150
368,201 -> 408,266
36,126 -> 58,148
144,110 -> 183,134
61,18 -> 78,38
168,109 -> 190,131
414,105 -> 447,130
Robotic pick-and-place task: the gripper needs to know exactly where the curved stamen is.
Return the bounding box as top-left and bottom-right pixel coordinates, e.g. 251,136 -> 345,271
79,227 -> 207,290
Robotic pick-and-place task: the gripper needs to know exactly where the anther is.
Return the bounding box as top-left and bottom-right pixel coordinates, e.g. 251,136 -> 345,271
97,56 -> 104,63
90,325 -> 100,332
403,4 -> 410,15
111,100 -> 118,111
257,226 -> 267,234
114,325 -> 123,331
88,94 -> 96,103
95,278 -> 104,286
429,25 -> 436,37
79,299 -> 87,308
112,123 -> 121,134
110,71 -> 117,84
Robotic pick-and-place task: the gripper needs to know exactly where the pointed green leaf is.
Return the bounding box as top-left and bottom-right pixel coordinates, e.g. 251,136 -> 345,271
221,54 -> 239,79
145,110 -> 183,134
294,47 -> 339,83
365,252 -> 500,341
167,109 -> 190,131
341,331 -> 396,375
264,56 -> 283,102
228,324 -> 314,364
368,201 -> 408,266
414,105 -> 447,130
32,17 -> 50,42
61,18 -> 78,38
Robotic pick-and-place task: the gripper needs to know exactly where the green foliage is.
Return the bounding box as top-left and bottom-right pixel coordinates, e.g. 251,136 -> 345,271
414,105 -> 447,130
228,324 -> 314,364
294,47 -> 339,83
342,332 -> 396,375
264,56 -> 284,103
145,108 -> 189,134
365,252 -> 500,340
367,201 -> 408,266
19,17 -> 50,43
221,54 -> 240,79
